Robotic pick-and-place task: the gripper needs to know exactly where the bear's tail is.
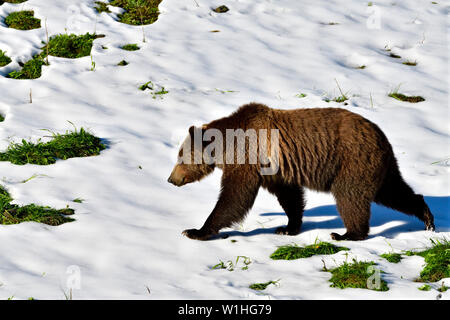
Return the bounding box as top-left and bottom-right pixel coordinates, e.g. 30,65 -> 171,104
374,160 -> 435,231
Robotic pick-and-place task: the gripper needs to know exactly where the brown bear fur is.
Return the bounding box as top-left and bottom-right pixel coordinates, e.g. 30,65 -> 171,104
168,103 -> 435,240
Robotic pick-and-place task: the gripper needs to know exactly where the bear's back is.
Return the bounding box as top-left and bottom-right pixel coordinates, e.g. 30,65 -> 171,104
268,106 -> 393,190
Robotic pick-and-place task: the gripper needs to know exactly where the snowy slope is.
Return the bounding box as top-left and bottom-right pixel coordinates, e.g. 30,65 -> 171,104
0,0 -> 448,299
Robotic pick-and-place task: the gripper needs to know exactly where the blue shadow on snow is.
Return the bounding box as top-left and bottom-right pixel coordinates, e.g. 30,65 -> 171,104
219,196 -> 449,239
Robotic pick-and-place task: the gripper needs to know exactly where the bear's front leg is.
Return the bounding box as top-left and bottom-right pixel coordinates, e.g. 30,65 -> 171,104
182,168 -> 261,240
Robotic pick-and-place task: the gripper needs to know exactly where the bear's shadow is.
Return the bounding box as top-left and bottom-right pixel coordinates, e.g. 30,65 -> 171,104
219,196 -> 449,240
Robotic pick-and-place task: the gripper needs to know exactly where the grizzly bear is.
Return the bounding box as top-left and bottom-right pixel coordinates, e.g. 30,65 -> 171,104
168,103 -> 435,241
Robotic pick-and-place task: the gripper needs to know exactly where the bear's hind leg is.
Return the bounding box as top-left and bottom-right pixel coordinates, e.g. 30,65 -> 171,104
375,168 -> 435,231
267,183 -> 305,236
331,192 -> 371,241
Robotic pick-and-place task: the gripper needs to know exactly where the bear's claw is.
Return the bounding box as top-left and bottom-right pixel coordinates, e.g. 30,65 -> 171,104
330,232 -> 344,241
182,228 -> 213,240
275,226 -> 300,236
330,232 -> 367,241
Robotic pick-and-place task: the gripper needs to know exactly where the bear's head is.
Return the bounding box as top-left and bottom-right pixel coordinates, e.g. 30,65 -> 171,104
168,125 -> 215,187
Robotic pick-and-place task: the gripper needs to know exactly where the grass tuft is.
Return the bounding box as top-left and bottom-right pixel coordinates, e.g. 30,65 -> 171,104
7,55 -> 45,79
0,127 -> 106,165
212,256 -> 252,271
0,0 -> 28,3
402,60 -> 417,66
5,10 -> 41,30
8,33 -> 103,78
270,241 -> 349,260
332,79 -> 349,103
413,239 -> 450,283
380,252 -> 402,263
389,52 -> 401,59
0,185 -> 74,226
139,80 -> 169,99
327,259 -> 389,291
121,43 -> 140,51
0,50 -> 12,67
94,1 -> 111,13
249,280 -> 279,291
418,284 -> 432,291
117,60 -> 129,66
110,0 -> 162,25
388,92 -> 425,103
438,283 -> 448,292
213,5 -> 229,13
42,33 -> 100,59
333,95 -> 348,103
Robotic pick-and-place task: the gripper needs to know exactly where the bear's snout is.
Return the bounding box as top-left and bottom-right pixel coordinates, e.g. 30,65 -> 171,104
167,174 -> 184,186
168,166 -> 187,187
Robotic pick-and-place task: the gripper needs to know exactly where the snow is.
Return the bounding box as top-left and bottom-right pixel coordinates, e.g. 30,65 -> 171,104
0,0 -> 448,300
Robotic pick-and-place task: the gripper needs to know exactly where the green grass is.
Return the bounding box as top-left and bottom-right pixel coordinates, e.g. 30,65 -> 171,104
117,60 -> 129,66
249,280 -> 279,291
139,81 -> 153,91
418,284 -> 432,291
404,250 -> 415,256
326,259 -> 389,291
388,92 -> 425,103
7,55 -> 46,79
402,60 -> 417,66
94,1 -> 111,13
270,241 -> 349,260
152,87 -> 168,98
413,239 -> 450,283
0,50 -> 12,67
389,52 -> 401,59
110,0 -> 162,25
212,256 -> 252,271
438,283 -> 448,292
7,33 -> 102,79
328,78 -> 350,103
0,127 -> 106,165
213,5 -> 229,13
5,10 -> 41,30
380,252 -> 402,263
121,43 -> 140,51
332,95 -> 349,103
139,80 -> 169,99
0,0 -> 28,4
0,185 -> 74,226
42,33 -> 100,59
